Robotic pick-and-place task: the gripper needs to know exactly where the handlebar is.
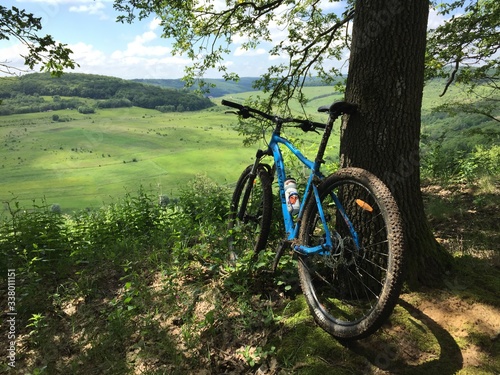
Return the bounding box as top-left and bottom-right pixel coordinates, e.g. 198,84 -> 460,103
221,99 -> 357,133
222,99 -> 326,132
221,99 -> 276,121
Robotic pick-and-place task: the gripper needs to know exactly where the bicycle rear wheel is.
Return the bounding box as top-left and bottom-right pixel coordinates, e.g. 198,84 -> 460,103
298,167 -> 405,340
228,164 -> 273,263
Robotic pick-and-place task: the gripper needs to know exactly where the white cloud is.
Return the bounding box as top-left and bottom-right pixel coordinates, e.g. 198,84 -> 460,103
70,47 -> 191,79
0,42 -> 27,60
428,7 -> 450,30
69,2 -> 107,20
268,54 -> 286,61
105,54 -> 191,79
69,42 -> 107,66
97,29 -> 191,78
111,31 -> 171,59
234,47 -> 266,57
149,18 -> 161,31
0,42 -> 30,75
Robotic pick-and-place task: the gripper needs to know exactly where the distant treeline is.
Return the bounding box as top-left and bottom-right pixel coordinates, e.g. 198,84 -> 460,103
0,73 -> 215,115
134,76 -> 337,97
134,77 -> 259,97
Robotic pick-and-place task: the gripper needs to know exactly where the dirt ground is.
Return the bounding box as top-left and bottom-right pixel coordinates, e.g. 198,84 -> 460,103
411,294 -> 499,368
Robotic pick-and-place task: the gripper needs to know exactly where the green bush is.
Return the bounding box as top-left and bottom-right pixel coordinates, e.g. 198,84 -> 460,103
77,105 -> 95,114
458,145 -> 500,182
0,178 -> 232,277
67,188 -> 176,264
168,175 -> 231,265
0,199 -> 71,279
421,136 -> 499,184
178,175 -> 229,224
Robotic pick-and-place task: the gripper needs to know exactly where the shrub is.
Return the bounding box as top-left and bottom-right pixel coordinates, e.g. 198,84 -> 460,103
68,187 -> 174,263
0,180 -> 233,299
78,105 -> 95,114
178,175 -> 229,223
0,199 -> 71,280
458,145 -> 500,182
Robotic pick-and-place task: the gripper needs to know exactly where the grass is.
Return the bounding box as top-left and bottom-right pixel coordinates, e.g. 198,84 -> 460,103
2,82 -> 495,214
0,174 -> 498,374
0,106 -> 257,213
0,91 -> 346,214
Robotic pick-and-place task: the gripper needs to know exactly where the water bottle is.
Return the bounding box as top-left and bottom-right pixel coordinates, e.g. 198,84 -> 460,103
284,177 -> 300,215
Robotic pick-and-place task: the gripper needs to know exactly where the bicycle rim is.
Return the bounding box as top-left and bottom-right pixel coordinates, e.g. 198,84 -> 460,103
228,165 -> 273,262
298,168 -> 404,340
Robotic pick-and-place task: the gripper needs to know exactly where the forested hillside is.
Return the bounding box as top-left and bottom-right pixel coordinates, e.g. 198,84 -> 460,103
134,76 -> 336,97
418,79 -> 499,183
134,77 -> 259,97
0,73 -> 215,115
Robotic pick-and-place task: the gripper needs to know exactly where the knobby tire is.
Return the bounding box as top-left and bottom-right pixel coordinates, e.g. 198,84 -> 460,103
228,164 -> 273,262
298,167 -> 405,340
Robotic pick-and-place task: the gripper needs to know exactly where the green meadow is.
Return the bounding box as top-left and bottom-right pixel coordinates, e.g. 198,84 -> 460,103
0,105 -> 251,212
0,89 -> 337,213
1,81 -> 493,214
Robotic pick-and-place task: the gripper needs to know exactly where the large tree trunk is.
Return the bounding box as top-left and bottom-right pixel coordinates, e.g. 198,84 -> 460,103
343,0 -> 452,287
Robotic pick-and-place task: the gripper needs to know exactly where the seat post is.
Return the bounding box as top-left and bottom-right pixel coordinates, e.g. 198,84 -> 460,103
314,116 -> 335,171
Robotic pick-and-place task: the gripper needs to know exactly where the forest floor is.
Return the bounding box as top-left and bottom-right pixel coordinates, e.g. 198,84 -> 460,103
1,179 -> 499,374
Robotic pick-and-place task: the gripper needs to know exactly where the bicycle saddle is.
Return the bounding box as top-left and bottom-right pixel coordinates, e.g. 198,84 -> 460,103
318,101 -> 357,115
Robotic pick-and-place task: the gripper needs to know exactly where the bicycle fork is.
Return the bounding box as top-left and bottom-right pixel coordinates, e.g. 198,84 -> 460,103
237,148 -> 271,222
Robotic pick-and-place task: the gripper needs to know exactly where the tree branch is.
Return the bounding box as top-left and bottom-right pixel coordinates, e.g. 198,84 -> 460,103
270,8 -> 355,103
440,59 -> 460,97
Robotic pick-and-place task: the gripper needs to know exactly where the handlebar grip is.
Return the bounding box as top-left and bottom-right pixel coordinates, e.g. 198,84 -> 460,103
221,99 -> 244,110
313,122 -> 326,130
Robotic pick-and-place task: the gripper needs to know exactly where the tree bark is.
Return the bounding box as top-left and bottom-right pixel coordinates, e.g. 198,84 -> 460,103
343,0 -> 452,287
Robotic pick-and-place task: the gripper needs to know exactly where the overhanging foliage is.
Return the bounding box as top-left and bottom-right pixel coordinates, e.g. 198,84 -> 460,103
0,5 -> 77,76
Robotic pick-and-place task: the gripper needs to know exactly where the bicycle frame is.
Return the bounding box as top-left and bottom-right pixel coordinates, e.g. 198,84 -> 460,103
269,134 -> 323,240
250,121 -> 359,256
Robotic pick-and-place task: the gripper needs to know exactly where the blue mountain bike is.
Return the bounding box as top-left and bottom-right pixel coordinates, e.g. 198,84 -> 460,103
223,99 -> 405,340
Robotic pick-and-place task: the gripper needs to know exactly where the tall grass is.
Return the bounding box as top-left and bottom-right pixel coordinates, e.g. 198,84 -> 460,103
0,177 -> 232,290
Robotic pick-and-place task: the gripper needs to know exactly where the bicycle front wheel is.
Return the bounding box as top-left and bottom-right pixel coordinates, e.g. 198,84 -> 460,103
298,167 -> 405,340
228,164 -> 273,263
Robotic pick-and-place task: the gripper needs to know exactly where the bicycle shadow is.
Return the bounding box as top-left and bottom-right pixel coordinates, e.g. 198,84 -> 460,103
343,298 -> 463,374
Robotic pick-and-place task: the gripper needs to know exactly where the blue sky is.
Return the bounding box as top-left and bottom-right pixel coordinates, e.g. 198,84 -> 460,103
2,0 -> 449,80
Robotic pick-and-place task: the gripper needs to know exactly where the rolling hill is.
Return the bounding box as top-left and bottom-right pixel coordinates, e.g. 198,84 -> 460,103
0,73 -> 215,116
